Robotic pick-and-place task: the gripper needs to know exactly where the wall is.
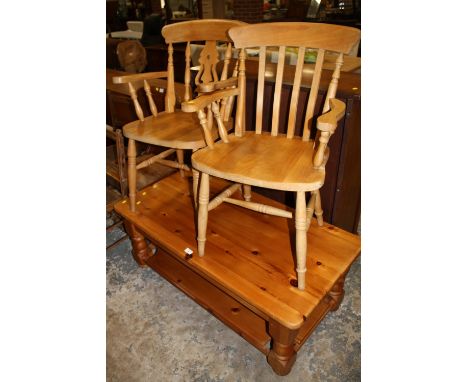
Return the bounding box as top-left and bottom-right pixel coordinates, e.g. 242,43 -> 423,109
232,0 -> 263,23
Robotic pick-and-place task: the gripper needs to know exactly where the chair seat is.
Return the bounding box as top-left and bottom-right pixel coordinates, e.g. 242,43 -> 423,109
192,132 -> 325,191
123,110 -> 233,150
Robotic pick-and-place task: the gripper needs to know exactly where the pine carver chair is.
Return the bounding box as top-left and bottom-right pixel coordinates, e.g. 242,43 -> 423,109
112,19 -> 245,212
183,23 -> 361,290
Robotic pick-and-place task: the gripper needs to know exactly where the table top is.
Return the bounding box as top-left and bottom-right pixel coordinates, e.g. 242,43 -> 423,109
115,173 -> 361,329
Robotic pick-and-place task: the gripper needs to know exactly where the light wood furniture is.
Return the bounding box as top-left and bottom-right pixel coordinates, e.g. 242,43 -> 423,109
106,69 -> 182,211
114,173 -> 361,375
112,19 -> 245,212
184,22 -> 360,290
237,62 -> 361,232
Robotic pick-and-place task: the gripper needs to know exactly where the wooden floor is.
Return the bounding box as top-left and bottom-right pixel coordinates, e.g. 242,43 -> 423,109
114,172 -> 360,374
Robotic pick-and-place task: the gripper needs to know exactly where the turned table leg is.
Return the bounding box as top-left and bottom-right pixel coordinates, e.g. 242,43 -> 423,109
267,320 -> 299,376
124,221 -> 153,266
328,271 -> 348,311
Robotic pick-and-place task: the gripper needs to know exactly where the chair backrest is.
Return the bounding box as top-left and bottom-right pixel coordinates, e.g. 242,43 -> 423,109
162,19 -> 246,113
228,22 -> 360,143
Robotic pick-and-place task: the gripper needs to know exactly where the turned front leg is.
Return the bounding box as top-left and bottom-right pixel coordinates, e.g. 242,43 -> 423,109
267,320 -> 299,376
295,191 -> 307,290
192,149 -> 200,208
197,173 -> 210,256
123,221 -> 152,266
127,139 -> 137,212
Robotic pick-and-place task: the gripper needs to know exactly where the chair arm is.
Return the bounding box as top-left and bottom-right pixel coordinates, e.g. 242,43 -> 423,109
112,71 -> 168,84
181,88 -> 239,113
197,77 -> 238,93
313,99 -> 346,168
316,98 -> 346,133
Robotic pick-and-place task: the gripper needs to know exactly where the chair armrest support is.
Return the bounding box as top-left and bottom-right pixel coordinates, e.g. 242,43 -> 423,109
112,71 -> 168,84
181,88 -> 239,113
314,99 -> 346,168
316,98 -> 346,133
197,77 -> 238,93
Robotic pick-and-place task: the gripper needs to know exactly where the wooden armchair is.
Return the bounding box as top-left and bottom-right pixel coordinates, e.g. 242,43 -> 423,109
112,19 -> 245,212
183,23 -> 361,290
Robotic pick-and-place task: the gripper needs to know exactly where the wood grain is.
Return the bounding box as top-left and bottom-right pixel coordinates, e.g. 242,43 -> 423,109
228,22 -> 360,54
192,132 -> 325,192
115,173 -> 361,329
189,22 -> 360,289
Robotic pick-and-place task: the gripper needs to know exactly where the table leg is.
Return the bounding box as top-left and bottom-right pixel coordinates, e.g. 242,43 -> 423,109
328,272 -> 347,311
124,221 -> 152,266
267,320 -> 299,376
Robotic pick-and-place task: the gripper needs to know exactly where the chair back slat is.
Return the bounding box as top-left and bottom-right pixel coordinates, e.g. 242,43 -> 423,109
302,48 -> 325,141
195,40 -> 219,85
286,46 -> 305,138
271,46 -> 286,137
255,46 -> 267,134
184,42 -> 191,102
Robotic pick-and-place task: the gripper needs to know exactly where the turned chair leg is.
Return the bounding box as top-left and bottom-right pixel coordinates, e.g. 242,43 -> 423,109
192,168 -> 200,209
295,191 -> 307,290
197,172 -> 210,256
314,190 -> 324,226
127,139 -> 137,212
176,149 -> 185,178
242,184 -> 252,201
192,149 -> 199,208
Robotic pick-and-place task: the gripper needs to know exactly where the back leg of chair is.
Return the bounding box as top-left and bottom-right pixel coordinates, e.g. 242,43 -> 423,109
242,184 -> 252,202
197,173 -> 210,256
128,139 -> 137,212
192,149 -> 200,208
176,149 -> 185,178
314,190 -> 324,226
295,191 -> 307,290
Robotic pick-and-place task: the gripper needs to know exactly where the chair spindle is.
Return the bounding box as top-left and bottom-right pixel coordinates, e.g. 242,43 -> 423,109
220,43 -> 232,81
211,101 -> 229,143
184,42 -> 191,102
143,80 -> 158,117
223,59 -> 239,122
286,47 -> 305,138
235,49 -> 246,137
166,43 -> 175,112
255,46 -> 267,134
271,46 -> 286,137
128,82 -> 144,121
302,48 -> 325,141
